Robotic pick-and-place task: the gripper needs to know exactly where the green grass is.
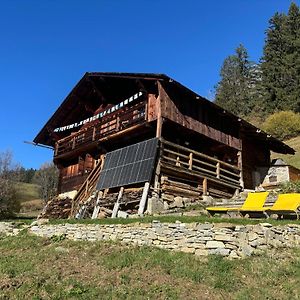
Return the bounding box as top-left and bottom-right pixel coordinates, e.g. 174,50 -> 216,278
0,232 -> 299,299
272,136 -> 300,168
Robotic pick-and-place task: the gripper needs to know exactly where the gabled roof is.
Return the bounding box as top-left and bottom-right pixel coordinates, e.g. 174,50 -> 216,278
33,72 -> 295,155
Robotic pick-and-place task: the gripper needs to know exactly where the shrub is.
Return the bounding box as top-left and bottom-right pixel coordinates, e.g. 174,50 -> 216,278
262,111 -> 300,140
0,150 -> 21,218
33,162 -> 58,204
279,181 -> 300,193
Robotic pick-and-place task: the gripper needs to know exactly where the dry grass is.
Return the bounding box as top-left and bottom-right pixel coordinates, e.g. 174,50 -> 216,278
0,231 -> 299,299
272,136 -> 300,168
14,182 -> 44,216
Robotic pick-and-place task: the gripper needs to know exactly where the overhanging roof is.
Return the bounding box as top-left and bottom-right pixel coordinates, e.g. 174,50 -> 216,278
33,72 -> 295,155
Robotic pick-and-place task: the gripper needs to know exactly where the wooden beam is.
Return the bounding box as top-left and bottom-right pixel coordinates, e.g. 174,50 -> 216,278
138,182 -> 150,215
202,178 -> 208,196
188,153 -> 193,170
156,86 -> 163,138
216,162 -> 220,179
111,187 -> 124,218
237,150 -> 244,189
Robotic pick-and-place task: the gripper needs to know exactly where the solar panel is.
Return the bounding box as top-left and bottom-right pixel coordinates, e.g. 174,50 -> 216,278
96,138 -> 159,190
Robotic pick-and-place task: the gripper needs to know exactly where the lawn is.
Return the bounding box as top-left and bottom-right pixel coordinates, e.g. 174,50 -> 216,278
0,231 -> 299,299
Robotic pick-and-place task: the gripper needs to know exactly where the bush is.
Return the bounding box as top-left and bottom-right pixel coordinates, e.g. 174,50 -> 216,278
279,181 -> 300,193
262,111 -> 300,140
0,150 -> 21,218
33,162 -> 58,204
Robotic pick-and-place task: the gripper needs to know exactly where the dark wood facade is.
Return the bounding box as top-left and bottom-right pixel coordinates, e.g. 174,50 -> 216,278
34,72 -> 295,216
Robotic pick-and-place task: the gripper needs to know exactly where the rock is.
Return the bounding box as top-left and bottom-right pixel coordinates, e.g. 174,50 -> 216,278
225,243 -> 238,250
260,223 -> 273,228
117,211 -> 129,218
163,201 -> 169,210
181,247 -> 195,254
208,248 -> 230,256
214,234 -> 234,242
213,223 -> 236,230
195,249 -> 208,256
247,232 -> 258,242
174,197 -> 185,208
206,241 -> 225,249
228,250 -> 239,259
197,223 -> 213,230
239,244 -> 254,257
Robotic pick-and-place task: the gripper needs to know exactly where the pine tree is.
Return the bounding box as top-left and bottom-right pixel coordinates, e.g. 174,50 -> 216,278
214,44 -> 260,117
261,2 -> 300,113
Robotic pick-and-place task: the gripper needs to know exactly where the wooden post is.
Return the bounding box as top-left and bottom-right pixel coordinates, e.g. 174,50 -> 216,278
237,150 -> 244,189
111,187 -> 124,218
188,152 -> 193,170
92,127 -> 96,141
216,162 -> 220,179
85,180 -> 89,196
55,142 -> 58,156
156,117 -> 163,138
72,137 -> 76,149
138,182 -> 150,215
144,102 -> 148,121
116,116 -> 120,131
154,160 -> 161,196
91,191 -> 103,219
156,86 -> 163,138
203,178 -> 208,196
176,156 -> 181,167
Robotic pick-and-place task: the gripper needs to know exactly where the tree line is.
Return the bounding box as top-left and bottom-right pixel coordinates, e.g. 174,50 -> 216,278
214,2 -> 300,140
0,150 -> 58,218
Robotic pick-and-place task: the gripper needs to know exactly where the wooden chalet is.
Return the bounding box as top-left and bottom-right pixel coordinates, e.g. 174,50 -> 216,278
33,72 -> 295,218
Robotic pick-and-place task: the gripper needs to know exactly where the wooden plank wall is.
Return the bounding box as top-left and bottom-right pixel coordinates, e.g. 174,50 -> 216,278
157,82 -> 242,150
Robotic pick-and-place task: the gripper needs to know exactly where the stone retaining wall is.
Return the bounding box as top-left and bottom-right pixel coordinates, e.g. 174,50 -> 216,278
27,221 -> 300,259
0,222 -> 21,236
1,221 -> 299,258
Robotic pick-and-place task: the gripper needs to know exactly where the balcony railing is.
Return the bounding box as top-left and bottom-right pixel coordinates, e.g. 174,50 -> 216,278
55,100 -> 147,156
160,139 -> 242,192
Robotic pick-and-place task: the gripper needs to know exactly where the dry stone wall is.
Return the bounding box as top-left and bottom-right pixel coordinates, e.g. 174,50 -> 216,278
1,221 -> 299,258
27,221 -> 300,259
0,222 -> 21,236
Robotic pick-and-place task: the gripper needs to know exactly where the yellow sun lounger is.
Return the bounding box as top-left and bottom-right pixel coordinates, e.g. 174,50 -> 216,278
265,193 -> 300,219
206,192 -> 269,215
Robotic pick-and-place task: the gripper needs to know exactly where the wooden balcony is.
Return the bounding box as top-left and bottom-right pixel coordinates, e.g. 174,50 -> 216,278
55,100 -> 147,157
160,139 -> 242,197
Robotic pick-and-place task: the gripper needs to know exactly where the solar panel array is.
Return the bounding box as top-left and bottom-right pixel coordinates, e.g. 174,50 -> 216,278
96,138 -> 159,190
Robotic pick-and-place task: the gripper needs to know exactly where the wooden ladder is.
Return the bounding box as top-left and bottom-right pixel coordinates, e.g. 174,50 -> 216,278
70,155 -> 105,217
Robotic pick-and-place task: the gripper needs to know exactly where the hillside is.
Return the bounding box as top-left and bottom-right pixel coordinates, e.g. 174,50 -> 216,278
271,136 -> 300,169
14,182 -> 44,217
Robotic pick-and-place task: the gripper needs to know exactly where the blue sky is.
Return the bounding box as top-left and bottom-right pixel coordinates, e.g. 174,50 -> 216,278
0,0 -> 296,169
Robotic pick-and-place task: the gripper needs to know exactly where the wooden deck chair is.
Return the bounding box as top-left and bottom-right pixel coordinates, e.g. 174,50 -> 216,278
265,193 -> 300,219
206,192 -> 269,216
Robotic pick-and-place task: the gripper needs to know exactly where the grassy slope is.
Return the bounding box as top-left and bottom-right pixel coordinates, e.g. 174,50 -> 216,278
15,182 -> 40,202
0,232 -> 299,300
272,136 -> 300,168
14,182 -> 44,216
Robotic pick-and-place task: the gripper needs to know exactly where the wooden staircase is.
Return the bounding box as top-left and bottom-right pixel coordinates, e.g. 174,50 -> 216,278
70,155 -> 105,217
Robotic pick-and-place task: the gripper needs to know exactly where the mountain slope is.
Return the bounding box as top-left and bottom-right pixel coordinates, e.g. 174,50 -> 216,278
271,136 -> 300,168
